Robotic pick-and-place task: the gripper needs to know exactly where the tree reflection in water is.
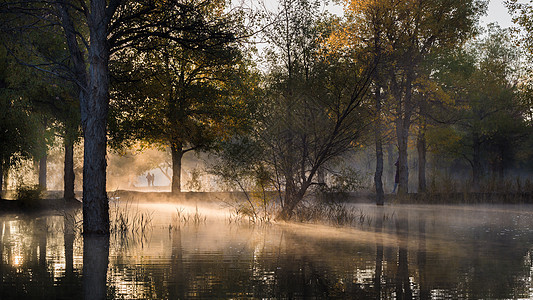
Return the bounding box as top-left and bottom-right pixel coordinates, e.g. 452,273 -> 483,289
418,214 -> 429,300
169,226 -> 185,299
83,234 -> 109,300
1,204 -> 533,298
374,209 -> 384,298
396,211 -> 412,299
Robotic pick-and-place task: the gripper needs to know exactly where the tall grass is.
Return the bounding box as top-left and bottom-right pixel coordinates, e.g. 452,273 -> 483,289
294,201 -> 395,229
223,195 -> 274,224
168,205 -> 207,231
110,199 -> 153,239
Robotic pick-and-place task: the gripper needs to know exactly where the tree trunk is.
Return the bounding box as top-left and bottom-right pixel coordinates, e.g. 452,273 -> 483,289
81,0 -> 110,234
277,191 -> 302,220
171,143 -> 183,194
64,136 -> 75,201
0,159 -> 3,199
317,166 -> 325,186
396,120 -> 409,195
393,61 -> 415,196
472,133 -> 481,191
374,87 -> 384,205
38,154 -> 47,190
387,143 -> 394,188
276,179 -> 311,221
417,125 -> 427,193
498,147 -> 504,179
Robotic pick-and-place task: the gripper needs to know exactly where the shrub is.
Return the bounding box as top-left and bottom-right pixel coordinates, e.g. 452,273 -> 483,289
15,185 -> 43,209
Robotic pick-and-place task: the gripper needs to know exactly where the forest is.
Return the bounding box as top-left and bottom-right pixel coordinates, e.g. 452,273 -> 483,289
1,0 -> 533,234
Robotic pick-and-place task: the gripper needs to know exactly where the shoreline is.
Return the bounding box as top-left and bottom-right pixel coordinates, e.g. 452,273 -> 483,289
1,190 -> 533,213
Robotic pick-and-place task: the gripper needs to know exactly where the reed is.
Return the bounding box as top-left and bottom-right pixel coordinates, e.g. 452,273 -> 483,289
221,195 -> 274,224
110,199 -> 153,236
170,205 -> 207,228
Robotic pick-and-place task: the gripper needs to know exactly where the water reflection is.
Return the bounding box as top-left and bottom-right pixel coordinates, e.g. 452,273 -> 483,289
395,211 -> 411,299
2,204 -> 533,298
374,210 -> 383,298
0,212 -> 83,299
83,235 -> 109,300
417,215 -> 429,300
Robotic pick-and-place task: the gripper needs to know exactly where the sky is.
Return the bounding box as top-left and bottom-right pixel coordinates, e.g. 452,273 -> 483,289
262,0 -> 516,29
482,0 -> 514,28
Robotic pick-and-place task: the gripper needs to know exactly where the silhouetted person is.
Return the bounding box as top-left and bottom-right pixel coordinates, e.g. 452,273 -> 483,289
150,173 -> 155,186
393,159 -> 399,193
146,173 -> 151,186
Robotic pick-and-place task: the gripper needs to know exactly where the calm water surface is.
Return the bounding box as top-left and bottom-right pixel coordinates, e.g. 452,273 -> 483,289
2,202 -> 533,299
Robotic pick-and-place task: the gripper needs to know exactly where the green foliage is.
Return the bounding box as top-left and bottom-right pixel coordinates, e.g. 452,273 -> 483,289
109,0 -> 255,154
507,0 -> 533,59
0,46 -> 44,170
0,13 -> 80,190
429,25 -> 529,179
209,136 -> 274,223
211,2 -> 375,219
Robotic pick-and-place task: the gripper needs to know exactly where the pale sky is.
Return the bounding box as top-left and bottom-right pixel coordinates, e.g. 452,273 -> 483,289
482,0 -> 514,28
261,0 -> 515,29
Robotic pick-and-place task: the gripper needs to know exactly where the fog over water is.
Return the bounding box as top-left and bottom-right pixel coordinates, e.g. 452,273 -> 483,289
1,201 -> 533,299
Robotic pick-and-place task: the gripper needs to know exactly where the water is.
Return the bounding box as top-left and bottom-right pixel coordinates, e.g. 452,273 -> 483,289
2,202 -> 533,299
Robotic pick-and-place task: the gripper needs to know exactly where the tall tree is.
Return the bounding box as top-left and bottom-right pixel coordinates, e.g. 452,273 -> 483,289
330,0 -> 392,203
0,7 -> 81,199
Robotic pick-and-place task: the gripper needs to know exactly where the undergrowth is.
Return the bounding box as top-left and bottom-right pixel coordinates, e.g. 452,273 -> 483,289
294,201 -> 395,229
16,185 -> 44,209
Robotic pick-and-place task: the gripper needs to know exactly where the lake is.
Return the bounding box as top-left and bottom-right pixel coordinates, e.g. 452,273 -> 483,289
1,201 -> 533,299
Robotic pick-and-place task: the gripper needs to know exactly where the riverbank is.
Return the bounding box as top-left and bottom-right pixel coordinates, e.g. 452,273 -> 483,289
1,190 -> 533,212
109,190 -> 533,205
0,198 -> 80,214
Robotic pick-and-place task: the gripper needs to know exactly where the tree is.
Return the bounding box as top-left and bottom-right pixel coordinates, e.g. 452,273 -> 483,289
336,0 -> 486,195
0,47 -> 42,197
0,7 -> 81,199
428,25 -> 527,188
1,0 -> 246,233
329,0 -> 393,203
251,0 -> 373,220
109,6 -> 253,193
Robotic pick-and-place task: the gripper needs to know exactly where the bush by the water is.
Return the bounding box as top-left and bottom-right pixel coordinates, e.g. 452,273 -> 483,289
15,185 -> 43,208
